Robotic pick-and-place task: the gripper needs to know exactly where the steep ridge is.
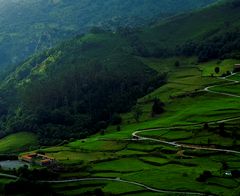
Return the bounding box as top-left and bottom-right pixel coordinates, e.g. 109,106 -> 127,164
137,0 -> 240,61
0,0 -> 239,144
0,32 -> 164,145
0,0 -> 217,70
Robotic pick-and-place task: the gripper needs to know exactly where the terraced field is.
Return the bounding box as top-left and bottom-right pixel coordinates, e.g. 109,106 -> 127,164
27,57 -> 240,195
42,138 -> 240,195
1,57 -> 240,195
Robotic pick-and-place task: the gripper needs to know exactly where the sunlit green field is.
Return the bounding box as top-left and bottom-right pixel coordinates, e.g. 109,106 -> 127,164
212,83 -> 240,96
0,132 -> 38,154
33,57 -> 240,195
45,138 -> 240,195
199,59 -> 238,77
2,57 -> 240,195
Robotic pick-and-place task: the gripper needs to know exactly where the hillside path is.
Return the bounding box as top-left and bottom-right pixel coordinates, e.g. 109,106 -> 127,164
2,73 -> 239,196
132,72 -> 240,154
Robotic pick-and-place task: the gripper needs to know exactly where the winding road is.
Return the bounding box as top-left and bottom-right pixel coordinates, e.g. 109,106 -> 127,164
2,72 -> 239,195
42,72 -> 240,195
0,173 -> 18,179
40,177 -> 209,195
133,72 -> 240,154
0,174 -> 209,195
204,73 -> 240,98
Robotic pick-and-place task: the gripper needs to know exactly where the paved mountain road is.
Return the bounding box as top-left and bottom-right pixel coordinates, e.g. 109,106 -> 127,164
41,177 -> 209,195
204,73 -> 240,98
2,73 -> 239,195
132,72 -> 240,154
43,72 -> 239,195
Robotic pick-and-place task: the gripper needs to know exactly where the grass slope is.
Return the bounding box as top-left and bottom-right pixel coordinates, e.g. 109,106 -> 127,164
0,132 -> 38,154
28,55 -> 240,195
139,0 -> 240,51
2,1 -> 240,195
0,0 -> 217,70
0,32 -> 159,146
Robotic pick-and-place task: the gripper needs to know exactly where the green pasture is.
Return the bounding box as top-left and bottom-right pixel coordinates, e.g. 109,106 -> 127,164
68,139 -> 127,152
229,73 -> 240,81
200,59 -> 238,77
0,132 -> 38,154
9,56 -> 240,196
212,83 -> 240,96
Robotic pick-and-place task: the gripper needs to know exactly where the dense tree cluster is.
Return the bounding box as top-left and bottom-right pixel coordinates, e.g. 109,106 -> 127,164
120,26 -> 240,62
0,33 -> 167,145
178,28 -> 240,62
4,180 -> 55,196
0,0 -> 216,71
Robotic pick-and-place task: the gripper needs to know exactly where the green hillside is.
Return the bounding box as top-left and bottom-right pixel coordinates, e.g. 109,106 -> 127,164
0,132 -> 38,154
36,54 -> 240,195
0,0 -> 217,71
137,0 -> 240,61
2,1 -> 240,195
0,32 -> 164,146
21,57 -> 240,195
0,0 -> 239,146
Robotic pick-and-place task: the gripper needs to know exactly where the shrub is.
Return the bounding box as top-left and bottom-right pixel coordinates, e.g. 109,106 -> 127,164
116,125 -> 121,132
111,113 -> 122,125
174,61 -> 180,67
132,105 -> 143,122
152,98 -> 165,117
196,170 -> 212,182
203,123 -> 209,130
215,67 -> 220,74
96,121 -> 108,130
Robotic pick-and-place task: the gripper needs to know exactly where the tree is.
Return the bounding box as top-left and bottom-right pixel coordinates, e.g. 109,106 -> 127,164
94,188 -> 104,196
111,113 -> 122,125
196,171 -> 212,182
221,161 -> 229,171
207,139 -> 211,145
232,129 -> 237,140
231,170 -> 240,178
203,123 -> 209,130
116,125 -> 121,132
215,67 -> 220,74
100,129 -> 105,135
89,26 -> 107,34
226,71 -> 231,76
132,105 -> 143,122
219,122 -> 225,136
174,60 -> 180,67
233,138 -> 237,146
96,121 -> 108,131
151,98 -> 165,117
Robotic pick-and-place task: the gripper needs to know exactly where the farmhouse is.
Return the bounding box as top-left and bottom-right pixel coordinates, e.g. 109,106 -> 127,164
19,153 -> 55,166
234,64 -> 240,72
20,153 -> 37,163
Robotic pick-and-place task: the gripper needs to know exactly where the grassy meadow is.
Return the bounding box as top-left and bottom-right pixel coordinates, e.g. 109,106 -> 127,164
0,56 -> 240,195
24,56 -> 240,195
0,132 -> 38,154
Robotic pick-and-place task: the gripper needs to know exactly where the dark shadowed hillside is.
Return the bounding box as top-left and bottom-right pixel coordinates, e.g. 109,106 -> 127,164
0,0 -> 217,70
1,1 -> 240,195
0,32 -> 165,145
136,0 -> 240,61
1,0 -> 240,145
